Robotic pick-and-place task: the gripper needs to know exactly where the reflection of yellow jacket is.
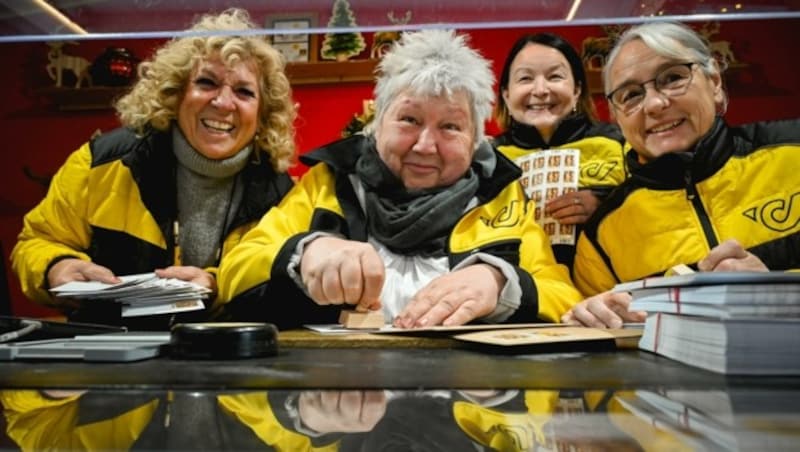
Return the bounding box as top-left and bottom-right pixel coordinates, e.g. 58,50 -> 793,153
0,391 -> 331,451
2,390 -> 156,450
262,390 -> 559,451
217,135 -> 581,328
575,118 -> 800,295
456,390 -> 560,451
218,393 -> 338,451
0,390 -> 554,452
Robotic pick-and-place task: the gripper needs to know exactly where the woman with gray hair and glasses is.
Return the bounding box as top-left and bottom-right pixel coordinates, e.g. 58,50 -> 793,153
563,21 -> 800,328
216,29 -> 581,329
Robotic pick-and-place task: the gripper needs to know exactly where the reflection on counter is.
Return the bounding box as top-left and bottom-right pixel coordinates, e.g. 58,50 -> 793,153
2,388 -> 798,450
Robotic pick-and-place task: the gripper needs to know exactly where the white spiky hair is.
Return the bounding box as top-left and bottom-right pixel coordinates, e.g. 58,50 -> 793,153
365,29 -> 495,147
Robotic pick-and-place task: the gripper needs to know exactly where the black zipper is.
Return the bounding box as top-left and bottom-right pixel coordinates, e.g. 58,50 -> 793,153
685,169 -> 719,249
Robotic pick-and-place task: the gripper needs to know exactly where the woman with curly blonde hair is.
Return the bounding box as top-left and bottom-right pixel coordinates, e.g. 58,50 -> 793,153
12,8 -> 296,329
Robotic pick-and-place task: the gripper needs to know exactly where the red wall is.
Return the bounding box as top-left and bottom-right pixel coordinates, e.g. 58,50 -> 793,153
2,19 -> 799,317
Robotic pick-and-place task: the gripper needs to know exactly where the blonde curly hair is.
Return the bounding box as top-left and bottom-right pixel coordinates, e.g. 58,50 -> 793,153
115,8 -> 296,172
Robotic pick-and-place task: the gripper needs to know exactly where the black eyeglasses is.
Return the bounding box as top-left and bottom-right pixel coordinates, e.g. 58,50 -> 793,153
606,62 -> 698,116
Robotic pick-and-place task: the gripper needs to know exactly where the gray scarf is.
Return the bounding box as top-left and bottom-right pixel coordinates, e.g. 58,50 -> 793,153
172,127 -> 250,267
355,139 -> 485,256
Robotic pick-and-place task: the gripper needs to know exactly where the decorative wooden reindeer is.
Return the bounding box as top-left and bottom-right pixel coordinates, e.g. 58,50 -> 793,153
370,11 -> 412,59
698,22 -> 738,68
580,25 -> 626,72
46,41 -> 92,88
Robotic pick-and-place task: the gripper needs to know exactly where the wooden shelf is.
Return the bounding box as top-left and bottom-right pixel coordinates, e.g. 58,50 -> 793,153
285,59 -> 377,85
39,60 -> 377,111
38,86 -> 126,111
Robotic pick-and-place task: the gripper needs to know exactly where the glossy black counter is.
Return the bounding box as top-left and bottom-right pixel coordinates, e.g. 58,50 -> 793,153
2,347 -> 799,391
2,338 -> 800,450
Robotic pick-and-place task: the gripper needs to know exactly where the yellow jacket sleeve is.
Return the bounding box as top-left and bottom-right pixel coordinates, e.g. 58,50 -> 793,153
517,197 -> 582,321
216,163 -> 339,309
11,145 -> 94,306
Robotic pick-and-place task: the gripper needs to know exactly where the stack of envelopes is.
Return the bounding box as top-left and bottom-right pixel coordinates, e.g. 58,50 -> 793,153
50,273 -> 209,317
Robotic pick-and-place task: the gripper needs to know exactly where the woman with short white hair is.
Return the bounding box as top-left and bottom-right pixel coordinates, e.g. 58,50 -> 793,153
217,29 -> 581,329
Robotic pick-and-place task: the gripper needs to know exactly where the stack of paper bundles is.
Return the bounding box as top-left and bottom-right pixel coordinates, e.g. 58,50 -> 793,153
613,272 -> 800,374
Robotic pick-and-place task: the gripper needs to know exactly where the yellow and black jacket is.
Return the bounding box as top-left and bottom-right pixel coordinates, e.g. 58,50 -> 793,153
494,115 -> 627,270
574,117 -> 800,296
216,135 -> 580,328
11,127 -> 293,327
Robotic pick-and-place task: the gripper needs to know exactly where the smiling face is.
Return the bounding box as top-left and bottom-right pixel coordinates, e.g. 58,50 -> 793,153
501,42 -> 580,142
177,54 -> 261,160
374,90 -> 475,190
607,39 -> 723,161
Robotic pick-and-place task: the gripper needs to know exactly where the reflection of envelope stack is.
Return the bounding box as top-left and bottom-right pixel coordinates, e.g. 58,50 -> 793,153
614,389 -> 800,451
514,149 -> 580,245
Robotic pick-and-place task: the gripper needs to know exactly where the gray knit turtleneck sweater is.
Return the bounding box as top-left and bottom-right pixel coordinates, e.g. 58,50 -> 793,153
172,127 -> 250,268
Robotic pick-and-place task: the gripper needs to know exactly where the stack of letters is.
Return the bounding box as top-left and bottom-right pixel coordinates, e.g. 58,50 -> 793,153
50,273 -> 208,317
613,271 -> 800,374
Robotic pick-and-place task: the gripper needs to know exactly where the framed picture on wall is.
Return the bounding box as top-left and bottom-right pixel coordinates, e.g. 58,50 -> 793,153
266,13 -> 318,63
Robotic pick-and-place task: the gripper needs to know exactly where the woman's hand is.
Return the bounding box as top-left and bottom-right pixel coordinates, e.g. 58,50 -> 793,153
545,189 -> 600,225
300,237 -> 384,311
155,266 -> 217,298
298,390 -> 387,433
698,239 -> 769,272
394,263 -> 504,328
48,258 -> 120,289
561,291 -> 646,329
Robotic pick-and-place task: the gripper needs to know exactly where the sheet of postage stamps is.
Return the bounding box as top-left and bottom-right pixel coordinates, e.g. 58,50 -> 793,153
514,148 -> 580,245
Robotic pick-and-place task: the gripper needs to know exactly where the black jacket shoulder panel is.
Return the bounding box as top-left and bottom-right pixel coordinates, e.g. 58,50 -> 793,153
584,121 -> 624,143
476,147 -> 522,202
88,127 -> 176,229
89,127 -> 150,167
299,135 -> 365,172
493,115 -> 622,149
492,131 -> 513,147
627,118 -> 800,191
730,118 -> 800,157
89,127 -> 175,175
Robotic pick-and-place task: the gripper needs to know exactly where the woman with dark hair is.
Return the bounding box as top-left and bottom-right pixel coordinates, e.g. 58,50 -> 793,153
494,33 -> 626,272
